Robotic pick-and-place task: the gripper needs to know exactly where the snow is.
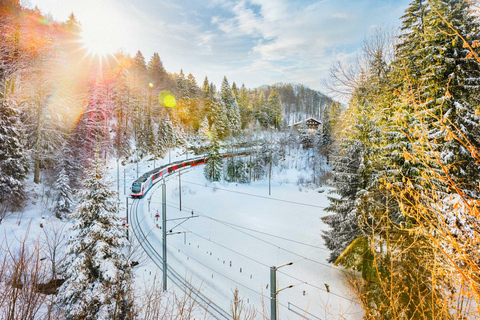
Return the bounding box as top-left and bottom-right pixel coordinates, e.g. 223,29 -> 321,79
0,147 -> 361,319
129,158 -> 362,319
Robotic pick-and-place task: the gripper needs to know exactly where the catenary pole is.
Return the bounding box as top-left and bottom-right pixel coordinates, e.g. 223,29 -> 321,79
270,266 -> 277,320
162,180 -> 167,291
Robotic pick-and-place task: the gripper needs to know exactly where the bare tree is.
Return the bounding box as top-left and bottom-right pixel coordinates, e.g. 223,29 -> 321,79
230,288 -> 257,320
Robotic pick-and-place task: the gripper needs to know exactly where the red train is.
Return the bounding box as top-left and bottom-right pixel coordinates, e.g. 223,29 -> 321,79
131,151 -> 250,198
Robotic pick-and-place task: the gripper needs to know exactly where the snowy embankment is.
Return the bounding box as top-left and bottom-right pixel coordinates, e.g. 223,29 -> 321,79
0,147 -> 361,319
127,151 -> 362,319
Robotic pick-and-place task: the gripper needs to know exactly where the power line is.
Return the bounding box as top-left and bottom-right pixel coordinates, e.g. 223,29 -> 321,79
182,209 -> 330,251
181,226 -> 270,268
161,200 -> 329,251
167,241 -> 269,300
277,270 -> 358,304
165,201 -> 344,273
170,178 -> 327,209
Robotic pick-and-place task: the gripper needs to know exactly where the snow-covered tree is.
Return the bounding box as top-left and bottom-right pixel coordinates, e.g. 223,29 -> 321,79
322,141 -> 362,263
298,122 -> 313,149
0,78 -> 28,215
57,157 -> 134,319
52,167 -> 74,219
220,76 -> 241,134
267,88 -> 283,129
204,138 -> 223,182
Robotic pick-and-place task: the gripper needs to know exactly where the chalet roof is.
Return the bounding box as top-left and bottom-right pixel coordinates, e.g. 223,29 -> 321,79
289,117 -> 322,126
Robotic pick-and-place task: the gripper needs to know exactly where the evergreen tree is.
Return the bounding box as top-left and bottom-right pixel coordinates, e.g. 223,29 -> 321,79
147,52 -> 167,90
267,88 -> 283,129
253,91 -> 268,127
176,70 -> 188,99
132,51 -> 148,86
204,138 -> 223,181
220,76 -> 241,133
201,76 -> 212,99
237,84 -> 251,129
0,78 -> 28,215
57,157 -> 134,320
186,73 -> 198,98
322,141 -> 362,263
52,166 -> 74,219
317,107 -> 332,163
397,0 -> 480,198
231,82 -> 239,101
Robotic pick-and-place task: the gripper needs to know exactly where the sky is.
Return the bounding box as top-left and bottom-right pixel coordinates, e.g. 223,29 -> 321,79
27,0 -> 411,95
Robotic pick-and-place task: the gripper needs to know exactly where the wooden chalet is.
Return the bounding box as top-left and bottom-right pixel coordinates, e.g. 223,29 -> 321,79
289,118 -> 322,132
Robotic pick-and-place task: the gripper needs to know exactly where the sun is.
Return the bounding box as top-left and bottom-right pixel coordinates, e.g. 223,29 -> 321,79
81,26 -> 121,56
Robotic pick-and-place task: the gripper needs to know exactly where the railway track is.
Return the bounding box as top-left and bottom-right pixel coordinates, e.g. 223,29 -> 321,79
130,182 -> 232,320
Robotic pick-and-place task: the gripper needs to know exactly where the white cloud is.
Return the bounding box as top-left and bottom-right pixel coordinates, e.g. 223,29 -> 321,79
332,12 -> 349,19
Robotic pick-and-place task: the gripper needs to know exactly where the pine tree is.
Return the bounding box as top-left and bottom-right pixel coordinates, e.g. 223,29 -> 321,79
176,70 -> 188,99
0,78 -> 28,215
322,141 -> 362,263
397,0 -> 480,198
204,138 -> 223,181
253,91 -> 268,127
147,52 -> 167,91
57,157 -> 134,320
52,166 -> 74,219
317,107 -> 332,163
186,73 -> 198,98
237,84 -> 251,129
220,76 -> 241,134
132,51 -> 148,87
267,88 -> 283,129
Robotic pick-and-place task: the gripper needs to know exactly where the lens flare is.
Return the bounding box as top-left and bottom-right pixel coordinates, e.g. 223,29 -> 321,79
158,90 -> 176,108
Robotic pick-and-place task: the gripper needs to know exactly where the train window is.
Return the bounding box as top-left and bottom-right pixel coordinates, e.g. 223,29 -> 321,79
168,167 -> 173,173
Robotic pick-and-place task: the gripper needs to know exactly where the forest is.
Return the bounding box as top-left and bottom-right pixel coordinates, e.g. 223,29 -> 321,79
1,0 -> 480,319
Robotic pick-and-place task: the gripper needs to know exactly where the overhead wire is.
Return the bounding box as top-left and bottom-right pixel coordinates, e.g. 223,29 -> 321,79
139,162 -> 358,306
169,177 -> 327,209
166,201 -> 343,273
167,241 -> 269,300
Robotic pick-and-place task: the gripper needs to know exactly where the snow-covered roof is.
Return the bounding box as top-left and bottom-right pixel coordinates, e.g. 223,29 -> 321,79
289,118 -> 322,126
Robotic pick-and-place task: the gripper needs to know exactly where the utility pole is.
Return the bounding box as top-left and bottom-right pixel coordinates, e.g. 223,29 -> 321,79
162,180 -> 167,291
117,159 -> 120,200
126,197 -> 129,240
270,262 -> 293,320
124,169 -> 126,195
179,170 -> 182,211
270,266 -> 277,320
269,161 -> 272,196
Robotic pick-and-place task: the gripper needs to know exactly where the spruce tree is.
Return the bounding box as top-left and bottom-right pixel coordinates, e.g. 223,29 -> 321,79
147,52 -> 167,91
52,167 -> 74,219
267,88 -> 283,129
397,0 -> 480,198
204,138 -> 223,181
57,157 -> 134,320
0,78 -> 28,215
322,141 -> 362,263
220,76 -> 241,134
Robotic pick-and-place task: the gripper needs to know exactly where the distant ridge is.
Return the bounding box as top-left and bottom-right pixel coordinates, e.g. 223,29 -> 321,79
256,83 -> 337,125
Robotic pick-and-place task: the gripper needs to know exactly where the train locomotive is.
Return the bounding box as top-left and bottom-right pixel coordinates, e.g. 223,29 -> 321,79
131,150 -> 250,198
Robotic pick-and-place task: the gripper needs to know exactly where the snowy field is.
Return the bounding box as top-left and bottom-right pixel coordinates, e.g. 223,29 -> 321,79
0,149 -> 362,319
129,154 -> 362,319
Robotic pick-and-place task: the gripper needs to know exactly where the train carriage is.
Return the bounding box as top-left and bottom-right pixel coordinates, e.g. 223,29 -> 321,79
131,149 -> 251,198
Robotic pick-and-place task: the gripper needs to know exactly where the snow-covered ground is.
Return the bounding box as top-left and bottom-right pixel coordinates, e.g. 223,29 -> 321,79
0,147 -> 362,319
128,154 -> 362,319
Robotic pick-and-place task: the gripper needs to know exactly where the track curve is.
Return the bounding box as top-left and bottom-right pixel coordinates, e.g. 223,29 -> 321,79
130,177 -> 232,320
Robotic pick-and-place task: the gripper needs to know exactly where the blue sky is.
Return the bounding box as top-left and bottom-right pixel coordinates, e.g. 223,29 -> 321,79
30,0 -> 411,94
